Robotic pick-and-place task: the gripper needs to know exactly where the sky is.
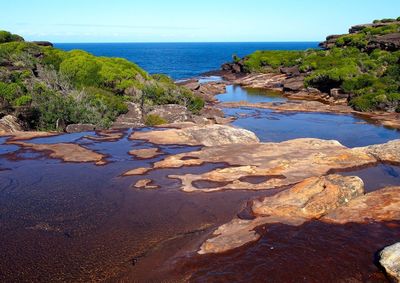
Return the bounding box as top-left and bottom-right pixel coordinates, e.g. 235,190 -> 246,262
1,0 -> 400,43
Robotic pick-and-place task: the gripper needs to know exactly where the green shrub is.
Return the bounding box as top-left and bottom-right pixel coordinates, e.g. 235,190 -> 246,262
0,82 -> 21,102
13,95 -> 32,106
60,55 -> 101,87
145,114 -> 167,126
0,30 -> 24,43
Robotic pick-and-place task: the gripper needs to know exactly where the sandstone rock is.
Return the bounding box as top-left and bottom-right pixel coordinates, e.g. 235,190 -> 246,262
280,66 -> 300,77
112,102 -> 143,129
330,88 -> 349,100
131,124 -> 260,146
0,115 -> 23,132
199,106 -> 224,119
199,175 -> 365,254
9,141 -> 106,164
133,179 -> 158,189
283,76 -> 305,91
84,131 -> 124,142
232,73 -> 287,89
252,175 -> 364,218
349,21 -> 400,34
368,32 -> 400,51
360,140 -> 400,163
123,167 -> 152,176
66,123 -> 96,133
322,187 -> 400,224
129,148 -> 162,159
380,242 -> 400,282
160,138 -> 375,192
147,104 -> 190,124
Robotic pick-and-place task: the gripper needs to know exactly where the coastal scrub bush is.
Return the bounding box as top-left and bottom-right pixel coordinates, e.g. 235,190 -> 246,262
0,31 -> 24,43
60,55 -> 101,87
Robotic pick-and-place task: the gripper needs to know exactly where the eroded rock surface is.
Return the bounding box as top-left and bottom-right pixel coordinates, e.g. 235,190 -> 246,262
112,102 -> 144,129
322,187 -> 400,224
199,175 -> 365,254
360,140 -> 400,164
0,115 -> 24,133
129,148 -> 162,159
380,242 -> 400,282
131,124 -> 259,146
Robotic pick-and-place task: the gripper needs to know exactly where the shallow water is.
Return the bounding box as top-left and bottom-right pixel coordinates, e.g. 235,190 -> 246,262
219,86 -> 400,147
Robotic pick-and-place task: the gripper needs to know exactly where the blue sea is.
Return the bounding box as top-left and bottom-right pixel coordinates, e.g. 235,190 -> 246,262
55,42 -> 318,80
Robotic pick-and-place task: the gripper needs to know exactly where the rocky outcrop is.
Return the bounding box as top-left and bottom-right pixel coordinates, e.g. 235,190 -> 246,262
130,124 -> 260,146
146,104 -> 190,124
112,103 -> 144,129
66,123 -> 96,133
231,73 -> 287,89
367,32 -> 400,52
360,140 -> 400,163
252,175 -> 365,218
322,187 -> 400,224
32,41 -> 53,47
133,179 -> 158,189
380,242 -> 400,282
199,175 -> 365,254
282,75 -> 305,91
349,21 -> 400,34
180,80 -> 227,103
0,115 -> 23,132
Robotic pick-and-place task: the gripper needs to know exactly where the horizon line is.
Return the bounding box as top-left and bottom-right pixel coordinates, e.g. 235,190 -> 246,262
52,40 -> 321,44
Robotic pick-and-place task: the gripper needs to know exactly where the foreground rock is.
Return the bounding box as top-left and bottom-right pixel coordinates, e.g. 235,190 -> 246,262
322,187 -> 400,224
0,115 -> 24,132
199,175 -> 365,254
131,124 -> 259,146
380,242 -> 400,282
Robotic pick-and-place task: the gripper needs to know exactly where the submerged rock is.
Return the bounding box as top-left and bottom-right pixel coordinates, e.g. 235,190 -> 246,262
380,242 -> 400,282
129,148 -> 162,159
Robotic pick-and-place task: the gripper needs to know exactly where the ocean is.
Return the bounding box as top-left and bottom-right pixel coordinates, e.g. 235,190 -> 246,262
55,42 -> 318,80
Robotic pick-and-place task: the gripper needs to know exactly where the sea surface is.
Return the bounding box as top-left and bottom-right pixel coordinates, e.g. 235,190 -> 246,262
55,42 -> 318,79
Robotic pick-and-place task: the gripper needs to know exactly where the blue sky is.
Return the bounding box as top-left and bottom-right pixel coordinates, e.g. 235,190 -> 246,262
1,0 -> 399,42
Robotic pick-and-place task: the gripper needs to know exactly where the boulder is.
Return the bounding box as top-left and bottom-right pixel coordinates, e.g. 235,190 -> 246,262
380,242 -> 400,282
66,123 -> 96,133
367,33 -> 400,51
0,115 -> 23,132
252,175 -> 365,219
322,187 -> 400,224
112,102 -> 143,129
199,106 -> 224,119
146,104 -> 190,124
360,140 -> 400,163
199,175 -> 365,254
283,76 -> 305,91
280,66 -> 300,77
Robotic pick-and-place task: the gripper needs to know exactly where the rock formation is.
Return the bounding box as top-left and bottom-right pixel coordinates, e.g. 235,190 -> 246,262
380,242 -> 400,282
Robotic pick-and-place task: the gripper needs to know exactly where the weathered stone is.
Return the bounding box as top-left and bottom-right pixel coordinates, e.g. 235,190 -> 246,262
322,187 -> 400,224
131,124 -> 260,146
66,123 -> 96,133
199,106 -> 224,119
360,140 -> 400,163
330,88 -> 349,99
161,138 -> 375,192
199,175 -> 365,254
232,73 -> 287,89
133,179 -> 158,189
147,104 -> 190,124
0,115 -> 23,132
112,102 -> 143,129
380,242 -> 400,282
129,148 -> 162,159
123,167 -> 152,176
280,66 -> 300,77
283,76 -> 305,91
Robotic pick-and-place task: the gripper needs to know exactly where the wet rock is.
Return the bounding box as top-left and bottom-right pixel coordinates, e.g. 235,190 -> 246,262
146,104 -> 190,124
84,130 -> 124,142
2,131 -> 58,141
133,179 -> 158,190
160,138 -> 375,192
380,242 -> 400,282
131,124 -> 259,146
322,187 -> 400,224
9,141 -> 106,164
0,115 -> 23,132
252,175 -> 364,218
66,123 -> 96,133
112,102 -> 144,129
123,167 -> 152,176
199,175 -> 365,254
129,148 -> 162,159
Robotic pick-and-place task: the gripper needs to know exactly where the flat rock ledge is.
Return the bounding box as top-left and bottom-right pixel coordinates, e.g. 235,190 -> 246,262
130,124 -> 260,146
380,242 -> 400,282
